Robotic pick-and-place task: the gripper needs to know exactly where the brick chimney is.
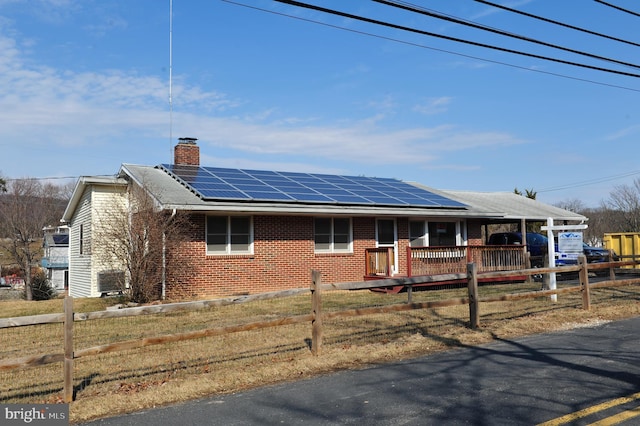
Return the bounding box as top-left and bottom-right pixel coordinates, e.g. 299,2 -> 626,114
174,137 -> 199,166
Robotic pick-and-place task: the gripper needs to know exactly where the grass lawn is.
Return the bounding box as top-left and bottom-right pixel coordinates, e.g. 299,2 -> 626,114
1,279 -> 640,424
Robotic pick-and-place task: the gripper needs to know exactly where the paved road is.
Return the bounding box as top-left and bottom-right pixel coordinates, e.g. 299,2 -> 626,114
82,317 -> 640,425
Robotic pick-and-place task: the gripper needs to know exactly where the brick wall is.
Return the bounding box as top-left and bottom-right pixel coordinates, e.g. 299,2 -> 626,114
467,219 -> 484,245
165,214 -> 483,300
166,215 -> 381,299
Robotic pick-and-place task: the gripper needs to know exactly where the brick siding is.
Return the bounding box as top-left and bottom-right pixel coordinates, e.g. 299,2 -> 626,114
166,215 -> 395,299
165,214 -> 480,300
467,219 -> 484,245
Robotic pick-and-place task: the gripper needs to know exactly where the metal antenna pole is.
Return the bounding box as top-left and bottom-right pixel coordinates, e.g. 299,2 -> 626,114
169,0 -> 173,161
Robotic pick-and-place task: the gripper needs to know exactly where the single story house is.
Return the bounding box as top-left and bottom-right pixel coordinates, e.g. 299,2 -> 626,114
61,139 -> 586,299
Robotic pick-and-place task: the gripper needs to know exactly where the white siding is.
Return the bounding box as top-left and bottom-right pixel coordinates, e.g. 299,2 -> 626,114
68,183 -> 127,297
50,269 -> 67,291
69,188 -> 93,297
91,186 -> 128,295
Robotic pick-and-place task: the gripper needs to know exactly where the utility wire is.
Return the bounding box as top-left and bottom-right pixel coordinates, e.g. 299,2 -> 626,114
223,0 -> 640,92
538,170 -> 640,193
475,0 -> 640,47
375,0 -> 640,70
594,0 -> 640,18
3,176 -> 95,182
272,0 -> 640,78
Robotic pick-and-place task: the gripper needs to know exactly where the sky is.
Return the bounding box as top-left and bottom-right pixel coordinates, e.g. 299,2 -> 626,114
1,0 -> 640,208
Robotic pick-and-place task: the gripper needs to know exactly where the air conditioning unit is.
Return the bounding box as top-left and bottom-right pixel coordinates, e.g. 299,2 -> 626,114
98,271 -> 125,294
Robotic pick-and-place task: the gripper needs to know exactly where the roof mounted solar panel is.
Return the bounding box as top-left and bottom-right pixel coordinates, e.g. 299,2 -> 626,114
159,164 -> 466,208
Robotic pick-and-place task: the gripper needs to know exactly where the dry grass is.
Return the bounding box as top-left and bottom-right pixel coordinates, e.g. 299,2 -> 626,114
1,280 -> 640,424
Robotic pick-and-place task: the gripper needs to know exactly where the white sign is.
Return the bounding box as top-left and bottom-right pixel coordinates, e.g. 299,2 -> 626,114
558,232 -> 583,253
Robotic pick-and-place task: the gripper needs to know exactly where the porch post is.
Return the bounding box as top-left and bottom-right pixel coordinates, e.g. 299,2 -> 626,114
545,218 -> 558,302
520,218 -> 527,257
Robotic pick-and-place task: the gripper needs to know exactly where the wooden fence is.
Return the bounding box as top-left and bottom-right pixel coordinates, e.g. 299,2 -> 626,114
1,257 -> 639,404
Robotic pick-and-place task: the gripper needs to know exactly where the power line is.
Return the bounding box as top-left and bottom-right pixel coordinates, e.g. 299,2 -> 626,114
271,0 -> 640,78
475,0 -> 640,47
594,0 -> 640,18
538,170 -> 640,193
375,0 -> 640,70
223,0 -> 640,92
3,175 -> 111,182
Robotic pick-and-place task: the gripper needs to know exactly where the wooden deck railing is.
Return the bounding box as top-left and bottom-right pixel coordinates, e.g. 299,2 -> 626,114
365,245 -> 529,278
365,247 -> 394,276
409,246 -> 528,277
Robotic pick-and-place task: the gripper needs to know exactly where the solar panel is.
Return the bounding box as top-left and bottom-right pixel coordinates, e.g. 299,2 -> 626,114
160,164 -> 466,208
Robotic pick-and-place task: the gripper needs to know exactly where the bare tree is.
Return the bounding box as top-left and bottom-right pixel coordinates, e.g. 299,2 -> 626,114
604,178 -> 640,232
554,198 -> 585,213
95,182 -> 192,303
580,207 -> 609,246
0,179 -> 68,300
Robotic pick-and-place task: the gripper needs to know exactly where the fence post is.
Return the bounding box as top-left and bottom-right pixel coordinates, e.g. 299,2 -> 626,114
311,270 -> 323,356
578,255 -> 591,311
63,296 -> 74,402
608,251 -> 616,281
467,263 -> 479,329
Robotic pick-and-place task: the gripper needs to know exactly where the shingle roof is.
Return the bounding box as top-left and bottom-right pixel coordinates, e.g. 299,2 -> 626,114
431,189 -> 586,222
116,164 -> 586,223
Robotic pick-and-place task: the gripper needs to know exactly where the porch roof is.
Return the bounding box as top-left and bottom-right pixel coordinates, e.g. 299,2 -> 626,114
432,189 -> 587,223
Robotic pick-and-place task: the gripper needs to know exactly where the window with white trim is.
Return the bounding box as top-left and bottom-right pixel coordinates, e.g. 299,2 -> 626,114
314,217 -> 352,253
206,215 -> 253,255
409,220 -> 462,247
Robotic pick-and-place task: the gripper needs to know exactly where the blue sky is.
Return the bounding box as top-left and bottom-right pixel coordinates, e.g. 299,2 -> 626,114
1,0 -> 639,208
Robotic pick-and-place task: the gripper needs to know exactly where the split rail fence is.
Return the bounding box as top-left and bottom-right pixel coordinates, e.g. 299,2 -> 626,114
1,256 -> 639,404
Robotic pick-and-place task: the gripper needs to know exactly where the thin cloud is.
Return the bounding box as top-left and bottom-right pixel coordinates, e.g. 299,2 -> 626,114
605,125 -> 640,141
413,96 -> 453,115
0,18 -> 524,176
178,115 -> 523,167
471,0 -> 534,20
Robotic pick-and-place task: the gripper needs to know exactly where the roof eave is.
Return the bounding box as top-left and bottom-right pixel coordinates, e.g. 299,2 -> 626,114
61,176 -> 128,222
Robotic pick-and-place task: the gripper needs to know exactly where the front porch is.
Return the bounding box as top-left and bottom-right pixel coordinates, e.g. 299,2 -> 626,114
365,245 -> 530,289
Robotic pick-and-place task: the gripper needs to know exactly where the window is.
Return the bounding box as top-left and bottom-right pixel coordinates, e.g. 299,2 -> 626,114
206,216 -> 253,255
409,220 -> 462,247
429,222 -> 457,246
409,221 -> 426,247
79,223 -> 91,255
314,217 -> 352,253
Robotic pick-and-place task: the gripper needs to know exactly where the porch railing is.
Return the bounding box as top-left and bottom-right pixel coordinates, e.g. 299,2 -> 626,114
365,247 -> 394,276
409,246 -> 528,277
364,245 -> 529,278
